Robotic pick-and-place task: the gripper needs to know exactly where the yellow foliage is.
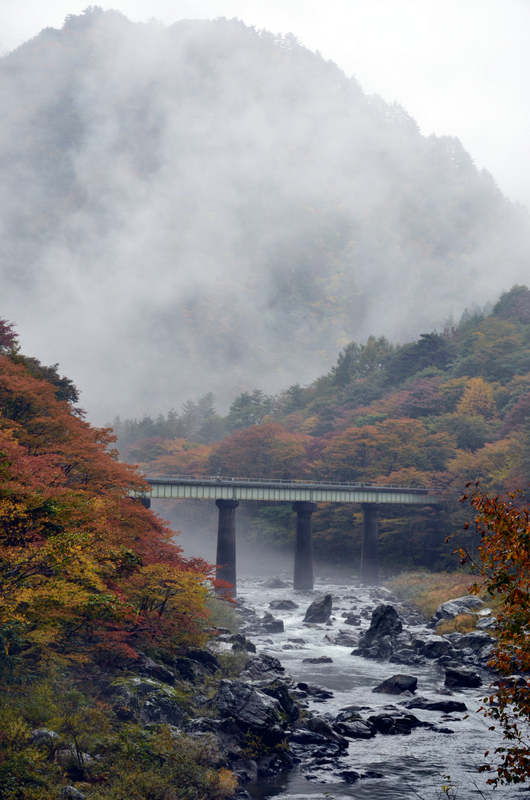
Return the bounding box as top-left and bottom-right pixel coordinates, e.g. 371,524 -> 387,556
436,613 -> 478,635
390,570 -> 478,618
456,377 -> 497,419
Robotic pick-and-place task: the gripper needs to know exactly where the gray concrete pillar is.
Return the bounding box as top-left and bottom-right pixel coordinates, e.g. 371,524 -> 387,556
360,503 -> 379,584
292,501 -> 317,590
215,499 -> 239,596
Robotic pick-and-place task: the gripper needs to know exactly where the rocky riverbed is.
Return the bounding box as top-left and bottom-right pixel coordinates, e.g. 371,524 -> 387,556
216,575 -> 519,800
60,575 -> 522,800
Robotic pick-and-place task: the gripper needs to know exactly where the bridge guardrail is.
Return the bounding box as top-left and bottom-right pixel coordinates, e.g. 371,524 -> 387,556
143,474 -> 432,493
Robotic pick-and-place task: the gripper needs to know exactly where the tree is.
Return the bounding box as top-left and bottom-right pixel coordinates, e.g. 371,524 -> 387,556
210,422 -> 309,479
493,285 -> 530,324
321,418 -> 455,483
0,319 -> 17,353
225,390 -> 272,431
331,336 -> 393,387
456,377 -> 497,419
456,485 -> 530,785
0,352 -> 214,667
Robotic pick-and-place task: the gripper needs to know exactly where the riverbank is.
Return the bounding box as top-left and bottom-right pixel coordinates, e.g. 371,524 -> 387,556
0,571 -> 507,800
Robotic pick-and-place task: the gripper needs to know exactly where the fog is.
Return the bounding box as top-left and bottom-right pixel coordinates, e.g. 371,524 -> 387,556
1,9 -> 529,422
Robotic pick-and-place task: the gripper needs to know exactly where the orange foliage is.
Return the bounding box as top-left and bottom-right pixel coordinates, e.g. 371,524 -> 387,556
321,418 -> 455,482
0,355 -> 213,664
457,486 -> 530,785
211,422 -> 311,478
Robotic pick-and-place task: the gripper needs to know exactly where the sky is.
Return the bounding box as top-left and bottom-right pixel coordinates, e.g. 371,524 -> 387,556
2,0 -> 530,209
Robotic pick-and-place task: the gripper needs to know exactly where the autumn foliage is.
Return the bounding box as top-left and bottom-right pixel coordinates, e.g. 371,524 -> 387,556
457,485 -> 530,784
0,349 -> 214,668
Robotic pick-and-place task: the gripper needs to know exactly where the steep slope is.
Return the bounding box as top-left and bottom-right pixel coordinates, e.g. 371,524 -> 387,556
119,287 -> 530,572
1,8 -> 528,420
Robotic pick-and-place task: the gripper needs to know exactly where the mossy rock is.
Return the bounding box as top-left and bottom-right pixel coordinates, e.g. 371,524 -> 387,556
109,677 -> 188,726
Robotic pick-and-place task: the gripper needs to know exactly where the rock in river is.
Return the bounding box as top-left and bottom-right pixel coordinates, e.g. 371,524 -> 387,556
270,599 -> 299,610
363,604 -> 403,643
403,696 -> 468,713
216,679 -> 286,743
303,594 -> 333,623
259,612 -> 284,633
372,674 -> 418,695
444,665 -> 482,688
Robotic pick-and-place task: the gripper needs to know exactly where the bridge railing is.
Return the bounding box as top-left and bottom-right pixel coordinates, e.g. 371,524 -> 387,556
144,474 -> 432,493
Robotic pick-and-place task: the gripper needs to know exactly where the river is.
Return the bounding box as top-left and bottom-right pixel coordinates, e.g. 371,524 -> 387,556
233,575 -> 524,800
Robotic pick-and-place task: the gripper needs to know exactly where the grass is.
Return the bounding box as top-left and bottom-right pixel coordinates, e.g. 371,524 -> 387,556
435,613 -> 477,635
388,570 -> 485,619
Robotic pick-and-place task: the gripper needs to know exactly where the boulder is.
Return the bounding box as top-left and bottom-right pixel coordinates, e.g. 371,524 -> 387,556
297,682 -> 334,700
476,615 -> 497,631
259,612 -> 284,633
289,728 -> 332,745
389,648 -> 426,666
444,665 -> 482,688
173,657 -> 198,682
62,788 -> 85,800
215,679 -> 286,742
303,595 -> 333,623
362,604 -> 403,644
263,577 -> 288,588
334,719 -> 375,739
355,633 -> 394,659
372,674 -> 418,695
338,770 -> 362,783
412,634 -> 454,660
302,656 -> 333,664
228,633 -> 257,653
306,716 -> 349,747
261,680 -> 300,723
109,677 -> 186,726
242,653 -> 285,679
403,696 -> 467,713
31,728 -> 60,744
368,711 -> 426,735
333,630 -> 359,647
269,599 -> 299,610
342,612 -> 361,626
186,649 -> 221,672
56,749 -> 93,768
432,596 -> 484,624
138,655 -> 175,684
451,631 -> 495,653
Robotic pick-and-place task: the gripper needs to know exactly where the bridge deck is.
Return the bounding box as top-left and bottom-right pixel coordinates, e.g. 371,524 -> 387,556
140,476 -> 438,504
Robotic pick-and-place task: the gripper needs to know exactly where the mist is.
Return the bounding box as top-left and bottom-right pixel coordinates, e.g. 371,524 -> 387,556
1,9 -> 529,422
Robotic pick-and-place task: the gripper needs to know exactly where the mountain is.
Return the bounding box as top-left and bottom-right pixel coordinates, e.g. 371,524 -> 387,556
1,8 -> 529,420
120,286 -> 530,572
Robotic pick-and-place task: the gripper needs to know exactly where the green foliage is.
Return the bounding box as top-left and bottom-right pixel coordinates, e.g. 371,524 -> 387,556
331,336 -> 393,387
225,390 -> 272,432
493,285 -> 530,323
0,675 -> 237,800
117,284 -> 530,573
204,595 -> 240,633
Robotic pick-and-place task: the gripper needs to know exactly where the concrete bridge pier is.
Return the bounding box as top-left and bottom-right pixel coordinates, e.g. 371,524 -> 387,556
360,502 -> 379,584
293,501 -> 317,590
215,499 -> 239,596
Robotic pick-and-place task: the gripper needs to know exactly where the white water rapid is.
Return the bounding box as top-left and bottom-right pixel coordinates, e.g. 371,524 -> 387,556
234,575 -> 521,800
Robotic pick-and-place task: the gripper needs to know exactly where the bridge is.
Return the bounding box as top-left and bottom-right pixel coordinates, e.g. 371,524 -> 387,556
136,476 -> 438,594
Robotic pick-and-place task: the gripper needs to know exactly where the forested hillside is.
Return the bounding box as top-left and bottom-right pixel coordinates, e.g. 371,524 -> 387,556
117,286 -> 530,573
1,7 -> 529,420
0,321 -> 242,799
